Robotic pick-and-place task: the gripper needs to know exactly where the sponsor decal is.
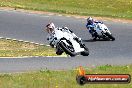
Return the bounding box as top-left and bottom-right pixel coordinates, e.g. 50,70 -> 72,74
76,66 -> 131,85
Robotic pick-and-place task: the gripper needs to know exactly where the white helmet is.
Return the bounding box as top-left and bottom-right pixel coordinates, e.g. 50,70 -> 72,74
46,23 -> 55,33
87,17 -> 93,23
46,23 -> 55,29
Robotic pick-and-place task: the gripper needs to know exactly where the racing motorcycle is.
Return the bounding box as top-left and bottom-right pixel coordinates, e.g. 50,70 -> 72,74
90,22 -> 115,41
48,29 -> 89,57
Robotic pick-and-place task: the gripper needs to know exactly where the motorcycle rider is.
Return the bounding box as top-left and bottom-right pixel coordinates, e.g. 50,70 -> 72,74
45,23 -> 82,55
86,17 -> 103,40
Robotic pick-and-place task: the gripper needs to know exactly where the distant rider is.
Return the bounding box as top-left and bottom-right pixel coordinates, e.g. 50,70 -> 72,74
86,17 -> 103,40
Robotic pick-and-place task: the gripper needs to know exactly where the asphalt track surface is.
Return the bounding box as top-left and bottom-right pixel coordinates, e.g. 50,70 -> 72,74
0,10 -> 132,73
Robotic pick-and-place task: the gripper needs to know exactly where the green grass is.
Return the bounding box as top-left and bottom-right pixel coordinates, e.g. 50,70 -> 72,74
0,0 -> 132,19
0,65 -> 131,88
0,38 -> 62,57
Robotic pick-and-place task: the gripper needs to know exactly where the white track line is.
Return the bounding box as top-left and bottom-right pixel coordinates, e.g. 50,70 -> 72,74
58,14 -> 62,16
18,40 -> 24,42
0,37 -> 67,57
0,55 -> 67,58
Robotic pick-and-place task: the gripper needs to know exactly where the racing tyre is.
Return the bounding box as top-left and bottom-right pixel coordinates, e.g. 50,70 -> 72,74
80,44 -> 89,56
105,32 -> 115,41
81,51 -> 89,56
59,41 -> 76,57
56,48 -> 63,55
56,44 -> 64,55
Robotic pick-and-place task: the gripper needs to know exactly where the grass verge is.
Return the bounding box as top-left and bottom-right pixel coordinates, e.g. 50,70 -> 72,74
0,0 -> 132,19
0,65 -> 131,88
0,38 -> 63,57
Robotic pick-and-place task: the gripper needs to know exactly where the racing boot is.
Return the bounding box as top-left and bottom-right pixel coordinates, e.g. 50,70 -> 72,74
92,32 -> 98,40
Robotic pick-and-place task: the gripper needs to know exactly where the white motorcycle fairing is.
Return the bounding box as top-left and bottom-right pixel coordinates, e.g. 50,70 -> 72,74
49,29 -> 85,53
95,23 -> 111,36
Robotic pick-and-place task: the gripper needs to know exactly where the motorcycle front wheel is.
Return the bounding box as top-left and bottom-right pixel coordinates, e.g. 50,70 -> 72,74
59,41 -> 76,57
105,32 -> 115,41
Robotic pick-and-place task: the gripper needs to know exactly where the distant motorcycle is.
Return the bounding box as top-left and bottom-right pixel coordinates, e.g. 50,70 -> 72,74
90,22 -> 115,41
48,29 -> 89,57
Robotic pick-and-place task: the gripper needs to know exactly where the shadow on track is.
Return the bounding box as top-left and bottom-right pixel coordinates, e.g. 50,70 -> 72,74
82,39 -> 110,42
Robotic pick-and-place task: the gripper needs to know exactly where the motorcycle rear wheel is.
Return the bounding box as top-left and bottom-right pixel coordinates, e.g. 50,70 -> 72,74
81,51 -> 89,56
80,44 -> 89,56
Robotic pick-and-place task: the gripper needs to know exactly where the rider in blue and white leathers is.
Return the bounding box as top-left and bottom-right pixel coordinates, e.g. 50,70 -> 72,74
86,17 -> 103,40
